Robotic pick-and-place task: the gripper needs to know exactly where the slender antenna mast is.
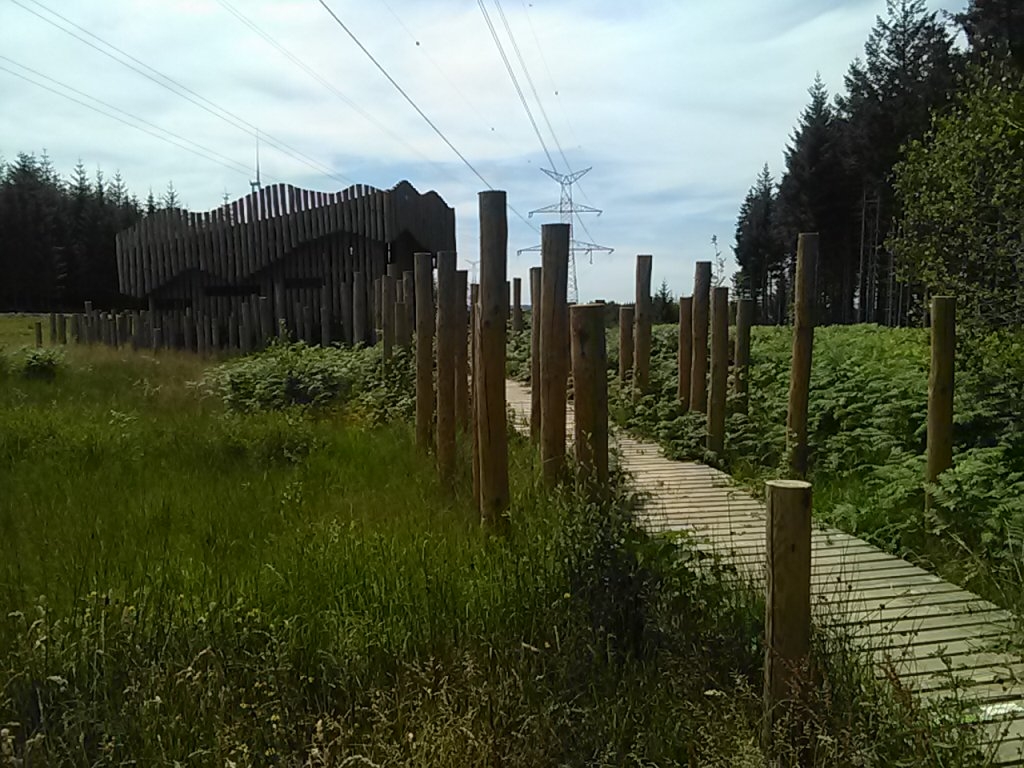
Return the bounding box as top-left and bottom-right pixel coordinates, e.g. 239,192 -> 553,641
250,130 -> 262,193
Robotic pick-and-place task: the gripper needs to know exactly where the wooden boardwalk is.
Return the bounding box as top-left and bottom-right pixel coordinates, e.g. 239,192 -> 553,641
506,380 -> 1024,765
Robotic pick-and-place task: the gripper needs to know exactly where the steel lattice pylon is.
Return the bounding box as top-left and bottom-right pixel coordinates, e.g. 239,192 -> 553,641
517,167 -> 612,302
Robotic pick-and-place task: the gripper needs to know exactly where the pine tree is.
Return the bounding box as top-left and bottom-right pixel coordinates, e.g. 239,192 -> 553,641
733,164 -> 784,320
957,0 -> 1024,69
161,180 -> 180,210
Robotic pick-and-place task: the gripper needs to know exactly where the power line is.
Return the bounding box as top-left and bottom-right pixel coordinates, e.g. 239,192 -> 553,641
492,0 -> 571,173
10,0 -> 353,186
0,55 -> 258,179
477,0 -> 556,171
215,0 -> 454,182
0,64 -> 256,179
314,0 -> 538,232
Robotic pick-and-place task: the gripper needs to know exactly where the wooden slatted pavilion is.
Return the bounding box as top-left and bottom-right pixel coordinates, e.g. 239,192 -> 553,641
114,180 -> 455,350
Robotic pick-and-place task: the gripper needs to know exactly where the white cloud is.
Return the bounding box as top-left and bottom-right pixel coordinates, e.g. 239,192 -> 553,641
0,0 -> 963,302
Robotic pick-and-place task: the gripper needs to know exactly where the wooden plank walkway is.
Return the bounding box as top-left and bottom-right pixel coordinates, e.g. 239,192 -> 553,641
506,380 -> 1024,765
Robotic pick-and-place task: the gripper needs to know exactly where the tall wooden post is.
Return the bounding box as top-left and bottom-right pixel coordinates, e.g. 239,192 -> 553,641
763,479 -> 813,758
707,287 -> 729,455
436,251 -> 457,482
477,191 -> 510,529
529,266 -> 543,442
415,252 -> 435,452
634,254 -> 653,394
571,304 -> 609,497
690,261 -> 712,413
353,273 -> 367,345
677,297 -> 692,408
735,297 -> 754,411
381,275 -> 396,360
926,296 -> 955,507
618,306 -> 634,384
787,234 -> 817,479
512,277 -> 523,332
455,269 -> 470,431
470,283 -> 481,507
540,223 -> 570,487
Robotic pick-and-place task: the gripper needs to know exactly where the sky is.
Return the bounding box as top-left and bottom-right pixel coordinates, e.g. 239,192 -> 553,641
0,0 -> 964,302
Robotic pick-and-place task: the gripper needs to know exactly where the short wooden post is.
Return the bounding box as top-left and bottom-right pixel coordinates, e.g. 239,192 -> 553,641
83,301 -> 94,344
455,269 -> 470,432
273,279 -> 286,339
477,191 -> 510,529
540,223 -> 570,487
633,254 -> 653,394
735,298 -> 754,411
436,251 -> 457,481
707,287 -> 729,455
373,276 -> 383,344
415,252 -> 435,452
529,266 -> 543,442
470,283 -> 481,506
677,297 -> 692,408
71,314 -> 81,345
48,313 -> 57,345
512,277 -> 523,332
152,326 -> 163,353
57,313 -> 67,345
240,308 -> 252,355
353,273 -> 367,345
34,321 -> 43,348
763,479 -> 813,759
394,302 -> 409,349
690,261 -> 712,413
926,296 -> 955,507
403,271 -> 415,343
571,304 -> 609,497
382,275 -> 396,360
618,306 -> 634,384
787,233 -> 817,479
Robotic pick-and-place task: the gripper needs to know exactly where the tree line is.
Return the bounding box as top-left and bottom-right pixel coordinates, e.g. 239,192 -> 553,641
0,152 -> 181,312
732,0 -> 1024,329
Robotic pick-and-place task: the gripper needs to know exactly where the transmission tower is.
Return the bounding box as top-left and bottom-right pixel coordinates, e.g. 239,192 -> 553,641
518,167 -> 613,302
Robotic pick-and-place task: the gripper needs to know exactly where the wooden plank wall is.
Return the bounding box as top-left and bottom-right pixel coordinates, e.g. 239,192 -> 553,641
113,180 -> 454,351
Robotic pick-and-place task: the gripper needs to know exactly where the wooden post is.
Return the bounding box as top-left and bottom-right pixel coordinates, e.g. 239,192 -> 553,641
927,296 -> 955,507
71,314 -> 81,345
403,271 -> 415,343
529,266 -> 543,443
707,287 -> 729,455
273,278 -> 286,338
48,313 -> 57,345
735,297 -> 754,411
415,252 -> 435,452
353,272 -> 367,345
540,223 -> 570,487
321,287 -> 331,346
152,325 -> 163,353
787,234 -> 817,479
470,283 -> 481,507
633,254 -> 653,394
382,274 -> 396,360
618,306 -> 634,384
571,304 -> 609,497
690,261 -> 712,413
677,297 -> 692,408
477,191 -> 510,529
58,313 -> 67,345
455,269 -> 470,432
512,277 -> 523,332
258,296 -> 272,348
394,302 -> 409,349
436,251 -> 457,481
763,479 -> 813,758
34,321 -> 43,348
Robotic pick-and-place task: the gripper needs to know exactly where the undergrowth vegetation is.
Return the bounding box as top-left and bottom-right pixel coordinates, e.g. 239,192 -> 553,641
511,319 -> 1024,614
0,333 -> 991,765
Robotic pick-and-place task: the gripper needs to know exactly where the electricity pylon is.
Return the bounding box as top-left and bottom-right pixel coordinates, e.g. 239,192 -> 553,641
517,167 -> 613,303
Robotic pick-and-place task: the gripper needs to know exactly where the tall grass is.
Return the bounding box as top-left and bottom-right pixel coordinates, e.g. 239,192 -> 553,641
0,340 -> 989,765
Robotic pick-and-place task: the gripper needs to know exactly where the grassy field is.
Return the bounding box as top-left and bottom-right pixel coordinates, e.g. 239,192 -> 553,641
0,317 -> 991,766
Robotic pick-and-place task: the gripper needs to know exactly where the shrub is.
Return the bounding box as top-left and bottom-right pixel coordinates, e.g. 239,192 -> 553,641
20,347 -> 63,380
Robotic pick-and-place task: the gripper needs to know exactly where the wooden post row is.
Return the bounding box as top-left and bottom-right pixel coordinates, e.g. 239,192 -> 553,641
436,251 -> 457,482
415,253 -> 435,452
477,191 -> 510,530
529,266 -> 543,443
570,304 -> 609,497
690,261 -> 712,413
787,234 -> 817,479
540,223 -> 570,487
633,254 -> 653,394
